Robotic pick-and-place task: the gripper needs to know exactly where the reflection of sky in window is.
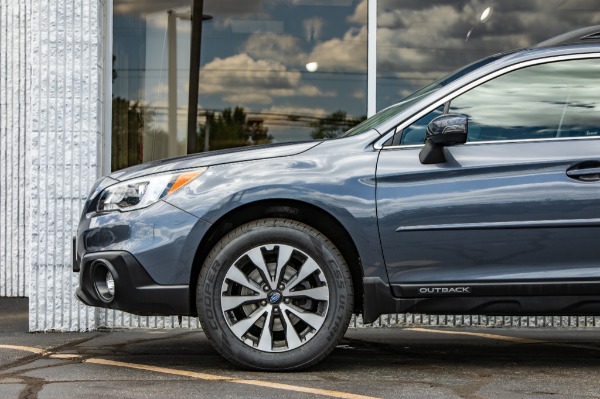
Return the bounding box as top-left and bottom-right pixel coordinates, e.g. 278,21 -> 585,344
113,0 -> 600,143
450,60 -> 600,141
376,0 -> 600,110
113,0 -> 368,143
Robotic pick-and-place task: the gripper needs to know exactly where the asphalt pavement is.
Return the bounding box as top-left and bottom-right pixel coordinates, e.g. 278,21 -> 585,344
2,298 -> 600,399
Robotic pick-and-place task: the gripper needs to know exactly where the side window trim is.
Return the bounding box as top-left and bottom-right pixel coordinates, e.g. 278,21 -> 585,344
375,52 -> 600,150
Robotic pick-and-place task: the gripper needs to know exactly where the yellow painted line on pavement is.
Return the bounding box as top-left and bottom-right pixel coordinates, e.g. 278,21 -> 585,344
0,345 -> 381,399
406,327 -> 545,344
0,344 -> 48,355
85,358 -> 231,381
220,377 -> 378,399
407,327 -> 600,352
85,358 -> 380,399
49,353 -> 83,359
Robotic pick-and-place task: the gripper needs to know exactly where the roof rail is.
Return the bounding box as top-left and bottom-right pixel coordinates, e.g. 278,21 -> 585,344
534,25 -> 600,48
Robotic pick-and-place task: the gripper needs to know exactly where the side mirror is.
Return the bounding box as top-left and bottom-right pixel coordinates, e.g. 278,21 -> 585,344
419,114 -> 468,164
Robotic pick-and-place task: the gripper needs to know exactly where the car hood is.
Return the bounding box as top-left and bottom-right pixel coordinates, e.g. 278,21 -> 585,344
108,141 -> 323,181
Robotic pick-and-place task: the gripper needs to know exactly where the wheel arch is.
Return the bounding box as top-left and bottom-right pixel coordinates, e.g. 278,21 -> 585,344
189,199 -> 364,315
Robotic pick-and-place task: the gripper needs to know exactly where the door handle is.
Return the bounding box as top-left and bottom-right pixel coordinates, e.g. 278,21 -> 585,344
567,162 -> 600,182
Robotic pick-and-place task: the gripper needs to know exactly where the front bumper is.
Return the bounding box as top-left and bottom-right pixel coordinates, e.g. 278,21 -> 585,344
76,251 -> 190,316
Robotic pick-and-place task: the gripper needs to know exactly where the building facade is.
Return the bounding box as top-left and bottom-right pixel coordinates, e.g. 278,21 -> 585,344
2,0 -> 600,331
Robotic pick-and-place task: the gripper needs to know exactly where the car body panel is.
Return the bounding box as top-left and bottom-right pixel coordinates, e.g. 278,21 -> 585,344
165,131 -> 387,282
108,141 -> 322,181
77,200 -> 209,285
377,139 -> 600,288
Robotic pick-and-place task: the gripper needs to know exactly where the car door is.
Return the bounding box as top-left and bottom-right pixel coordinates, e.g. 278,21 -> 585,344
376,56 -> 600,298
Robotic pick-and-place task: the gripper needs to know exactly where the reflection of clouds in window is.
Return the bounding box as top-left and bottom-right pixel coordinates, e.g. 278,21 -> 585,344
307,26 -> 368,72
198,0 -> 366,113
229,20 -> 284,34
196,0 -> 367,143
348,0 -> 367,24
303,17 -> 325,41
244,32 -> 305,67
450,60 -> 600,141
376,0 -> 600,108
242,20 -> 366,73
199,53 -> 335,105
293,0 -> 355,6
202,0 -> 267,17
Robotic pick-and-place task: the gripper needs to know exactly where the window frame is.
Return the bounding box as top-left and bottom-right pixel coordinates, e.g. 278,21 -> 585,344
102,0 -> 114,176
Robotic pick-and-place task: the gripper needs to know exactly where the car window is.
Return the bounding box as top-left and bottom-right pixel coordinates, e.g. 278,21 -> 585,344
344,52 -> 509,138
398,106 -> 445,145
449,58 -> 600,142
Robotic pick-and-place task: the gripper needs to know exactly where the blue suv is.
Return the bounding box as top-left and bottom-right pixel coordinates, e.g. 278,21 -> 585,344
75,26 -> 600,370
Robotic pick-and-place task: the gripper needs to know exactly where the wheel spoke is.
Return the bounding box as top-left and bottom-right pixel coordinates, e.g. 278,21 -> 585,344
286,285 -> 329,302
284,258 -> 320,292
280,303 -> 325,331
280,309 -> 302,349
230,307 -> 266,338
246,247 -> 273,288
221,241 -> 334,354
221,295 -> 261,311
274,245 -> 293,286
257,308 -> 273,351
224,265 -> 262,293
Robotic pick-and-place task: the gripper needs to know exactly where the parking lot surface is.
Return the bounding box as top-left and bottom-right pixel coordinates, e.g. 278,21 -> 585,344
2,298 -> 600,399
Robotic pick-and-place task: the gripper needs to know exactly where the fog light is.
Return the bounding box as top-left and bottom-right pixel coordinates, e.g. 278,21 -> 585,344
106,271 -> 115,297
91,260 -> 116,303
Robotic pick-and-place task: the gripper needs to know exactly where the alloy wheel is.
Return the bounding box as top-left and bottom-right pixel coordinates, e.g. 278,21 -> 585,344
220,244 -> 329,352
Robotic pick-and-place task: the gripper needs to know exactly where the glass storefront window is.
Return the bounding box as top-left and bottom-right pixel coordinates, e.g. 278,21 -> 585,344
377,0 -> 600,111
112,0 -> 194,171
198,0 -> 367,150
112,0 -> 368,171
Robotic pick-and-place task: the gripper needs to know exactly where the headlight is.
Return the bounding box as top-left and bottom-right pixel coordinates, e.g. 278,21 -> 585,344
96,168 -> 207,212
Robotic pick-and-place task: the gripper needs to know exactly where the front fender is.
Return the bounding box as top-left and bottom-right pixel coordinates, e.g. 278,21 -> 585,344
164,145 -> 387,282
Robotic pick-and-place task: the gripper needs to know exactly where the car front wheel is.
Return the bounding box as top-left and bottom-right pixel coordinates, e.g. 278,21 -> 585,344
196,218 -> 354,370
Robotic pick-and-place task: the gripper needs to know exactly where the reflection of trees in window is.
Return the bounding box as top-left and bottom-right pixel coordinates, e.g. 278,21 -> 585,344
310,110 -> 366,139
199,106 -> 273,151
111,98 -> 167,170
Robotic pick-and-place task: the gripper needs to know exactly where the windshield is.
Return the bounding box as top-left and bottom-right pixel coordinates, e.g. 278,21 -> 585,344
343,52 -> 509,137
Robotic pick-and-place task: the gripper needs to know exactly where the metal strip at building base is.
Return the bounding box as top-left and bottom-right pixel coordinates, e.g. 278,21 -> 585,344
351,314 -> 600,329
88,313 -> 600,331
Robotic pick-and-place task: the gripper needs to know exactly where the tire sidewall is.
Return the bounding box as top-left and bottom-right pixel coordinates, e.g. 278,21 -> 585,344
197,220 -> 352,370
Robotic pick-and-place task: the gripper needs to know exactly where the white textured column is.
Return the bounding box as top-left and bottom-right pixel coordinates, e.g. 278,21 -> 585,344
0,0 -> 30,298
27,0 -> 104,331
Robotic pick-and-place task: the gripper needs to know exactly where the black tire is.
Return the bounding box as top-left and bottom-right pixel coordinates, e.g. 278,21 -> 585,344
196,218 -> 354,371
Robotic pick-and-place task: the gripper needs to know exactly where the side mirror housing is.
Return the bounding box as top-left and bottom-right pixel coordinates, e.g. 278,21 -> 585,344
419,114 -> 468,164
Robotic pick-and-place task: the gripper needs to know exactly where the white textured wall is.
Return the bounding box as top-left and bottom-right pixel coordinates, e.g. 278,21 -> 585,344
0,0 -> 30,298
27,0 -> 103,331
24,0 -> 199,331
